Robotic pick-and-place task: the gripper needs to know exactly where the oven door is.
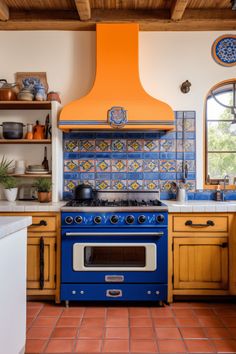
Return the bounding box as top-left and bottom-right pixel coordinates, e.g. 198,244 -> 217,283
61,228 -> 167,283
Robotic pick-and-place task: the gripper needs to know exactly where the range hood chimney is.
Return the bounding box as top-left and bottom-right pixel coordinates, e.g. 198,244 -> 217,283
58,23 -> 174,131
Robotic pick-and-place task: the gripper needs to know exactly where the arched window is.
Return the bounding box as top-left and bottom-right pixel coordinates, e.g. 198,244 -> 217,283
205,80 -> 236,185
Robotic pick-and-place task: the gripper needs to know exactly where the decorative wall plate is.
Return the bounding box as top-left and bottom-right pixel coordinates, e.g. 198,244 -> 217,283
107,106 -> 127,129
212,35 -> 236,67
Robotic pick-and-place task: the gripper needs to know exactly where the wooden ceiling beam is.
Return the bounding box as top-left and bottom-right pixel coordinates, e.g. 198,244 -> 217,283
0,0 -> 9,21
75,0 -> 91,21
171,0 -> 189,21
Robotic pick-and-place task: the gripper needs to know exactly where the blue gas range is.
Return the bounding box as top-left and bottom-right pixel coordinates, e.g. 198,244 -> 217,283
60,191 -> 168,305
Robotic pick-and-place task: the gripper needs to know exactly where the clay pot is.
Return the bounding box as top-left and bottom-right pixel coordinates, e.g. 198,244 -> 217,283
38,191 -> 51,203
47,91 -> 61,103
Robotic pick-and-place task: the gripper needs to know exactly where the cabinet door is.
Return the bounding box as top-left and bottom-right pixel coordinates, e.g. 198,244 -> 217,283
27,236 -> 56,290
173,237 -> 228,290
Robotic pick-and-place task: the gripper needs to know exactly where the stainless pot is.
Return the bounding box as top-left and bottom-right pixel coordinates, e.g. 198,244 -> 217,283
0,122 -> 25,139
74,184 -> 96,200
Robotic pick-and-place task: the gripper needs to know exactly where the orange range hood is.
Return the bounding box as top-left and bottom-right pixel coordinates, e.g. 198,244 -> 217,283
58,23 -> 174,131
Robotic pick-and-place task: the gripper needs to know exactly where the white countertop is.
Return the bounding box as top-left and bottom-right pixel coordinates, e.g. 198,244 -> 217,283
165,200 -> 236,212
0,200 -> 65,212
0,216 -> 32,239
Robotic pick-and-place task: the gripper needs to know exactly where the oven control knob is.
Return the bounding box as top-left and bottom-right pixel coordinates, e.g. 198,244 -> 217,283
126,215 -> 135,224
110,215 -> 119,224
65,216 -> 73,224
75,216 -> 83,224
138,215 -> 146,224
156,214 -> 165,223
94,216 -> 102,224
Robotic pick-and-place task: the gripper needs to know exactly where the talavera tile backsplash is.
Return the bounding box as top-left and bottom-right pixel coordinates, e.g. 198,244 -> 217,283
63,111 -> 196,199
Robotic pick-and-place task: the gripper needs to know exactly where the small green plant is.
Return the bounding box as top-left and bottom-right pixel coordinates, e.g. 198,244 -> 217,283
0,156 -> 17,189
34,178 -> 52,193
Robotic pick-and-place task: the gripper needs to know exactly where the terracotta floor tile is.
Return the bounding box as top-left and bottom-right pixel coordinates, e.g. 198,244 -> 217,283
102,339 -> 129,353
130,327 -> 155,339
173,309 -> 195,318
107,308 -> 129,317
44,339 -> 75,353
27,326 -> 53,339
74,339 -> 102,353
179,327 -> 207,339
129,317 -> 153,327
153,317 -> 177,328
51,327 -> 78,338
78,326 -> 104,339
61,308 -> 85,317
25,339 -> 47,353
170,302 -> 193,308
176,317 -> 201,327
81,317 -> 105,327
221,317 -> 236,327
105,327 -> 129,339
205,327 -> 232,339
189,302 -> 213,308
27,302 -> 44,309
213,339 -> 236,353
155,327 -> 182,339
38,307 -> 63,317
184,339 -> 215,353
106,317 -> 129,327
213,308 -> 236,317
158,339 -> 186,353
228,327 -> 236,338
27,307 -> 42,318
56,317 -> 81,327
198,316 -> 224,327
83,307 -> 106,318
129,307 -> 150,317
27,317 -> 35,329
130,339 -> 158,353
193,308 -> 216,316
32,316 -> 58,327
150,307 -> 174,317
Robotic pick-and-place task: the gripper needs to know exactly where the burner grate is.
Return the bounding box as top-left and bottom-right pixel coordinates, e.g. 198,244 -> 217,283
65,199 -> 163,207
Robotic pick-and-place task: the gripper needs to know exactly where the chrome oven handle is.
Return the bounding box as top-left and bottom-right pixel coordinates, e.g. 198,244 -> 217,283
65,232 -> 164,237
106,289 -> 122,297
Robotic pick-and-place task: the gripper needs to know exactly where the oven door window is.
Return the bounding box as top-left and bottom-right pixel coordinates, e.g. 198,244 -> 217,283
73,243 -> 156,271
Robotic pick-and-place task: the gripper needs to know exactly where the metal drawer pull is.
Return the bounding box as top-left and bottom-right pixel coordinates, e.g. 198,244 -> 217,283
219,242 -> 228,248
31,220 -> 48,227
105,275 -> 124,282
65,232 -> 164,237
185,220 -> 215,227
106,289 -> 122,297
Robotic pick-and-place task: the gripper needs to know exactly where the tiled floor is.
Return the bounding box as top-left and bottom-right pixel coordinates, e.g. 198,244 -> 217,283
26,301 -> 236,353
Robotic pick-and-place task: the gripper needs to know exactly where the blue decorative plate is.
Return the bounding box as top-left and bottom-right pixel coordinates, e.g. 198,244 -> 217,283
107,106 -> 127,129
212,35 -> 236,67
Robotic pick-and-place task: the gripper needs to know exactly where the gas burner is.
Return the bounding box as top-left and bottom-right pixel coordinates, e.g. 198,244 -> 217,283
64,198 -> 163,208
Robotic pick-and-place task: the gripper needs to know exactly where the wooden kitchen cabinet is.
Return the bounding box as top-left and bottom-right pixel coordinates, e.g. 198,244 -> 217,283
0,212 -> 60,302
168,213 -> 235,302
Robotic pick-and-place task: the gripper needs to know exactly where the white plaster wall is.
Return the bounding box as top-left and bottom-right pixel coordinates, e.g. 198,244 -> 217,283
0,30 -> 235,188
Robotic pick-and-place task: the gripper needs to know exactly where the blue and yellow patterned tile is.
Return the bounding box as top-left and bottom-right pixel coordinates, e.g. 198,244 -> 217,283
176,119 -> 183,132
64,140 -> 79,152
184,119 -> 195,132
183,180 -> 196,191
144,180 -> 160,191
127,180 -> 143,191
128,159 -> 143,172
96,139 -> 111,152
127,172 -> 143,180
112,159 -> 127,172
160,160 -> 176,172
144,139 -> 159,152
160,140 -> 176,152
80,172 -> 95,180
64,180 -> 77,192
159,131 -> 176,140
159,172 -> 176,180
160,180 -> 175,192
127,139 -> 143,152
177,140 -> 195,152
78,179 -> 95,188
111,139 -> 127,152
64,172 -> 80,180
176,160 -> 196,172
96,172 -> 111,180
79,160 -> 95,172
111,172 -> 127,180
64,159 -> 79,172
96,180 -> 111,190
80,139 -> 95,152
143,160 -> 158,172
112,180 -> 127,191
96,159 -> 111,172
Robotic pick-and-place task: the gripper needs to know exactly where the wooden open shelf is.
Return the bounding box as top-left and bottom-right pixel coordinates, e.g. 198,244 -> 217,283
10,174 -> 52,178
0,139 -> 51,144
0,101 -> 52,110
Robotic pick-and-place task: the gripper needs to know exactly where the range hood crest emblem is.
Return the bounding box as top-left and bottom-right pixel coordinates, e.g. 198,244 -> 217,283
108,106 -> 127,129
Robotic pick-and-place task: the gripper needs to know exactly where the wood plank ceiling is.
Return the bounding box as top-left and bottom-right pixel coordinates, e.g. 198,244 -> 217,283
0,0 -> 235,30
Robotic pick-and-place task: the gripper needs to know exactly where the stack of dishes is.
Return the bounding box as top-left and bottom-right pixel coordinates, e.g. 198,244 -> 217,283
26,165 -> 50,175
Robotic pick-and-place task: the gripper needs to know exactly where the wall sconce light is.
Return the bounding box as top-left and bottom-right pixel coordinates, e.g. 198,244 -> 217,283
180,80 -> 191,94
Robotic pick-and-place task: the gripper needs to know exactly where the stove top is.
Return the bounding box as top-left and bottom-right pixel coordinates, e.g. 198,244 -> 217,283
64,199 -> 163,207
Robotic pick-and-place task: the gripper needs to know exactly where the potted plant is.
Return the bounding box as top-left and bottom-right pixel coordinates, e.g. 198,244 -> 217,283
34,178 -> 52,203
0,157 -> 18,202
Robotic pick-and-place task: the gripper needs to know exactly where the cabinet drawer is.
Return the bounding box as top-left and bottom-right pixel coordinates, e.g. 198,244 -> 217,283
172,216 -> 228,233
29,216 -> 56,232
